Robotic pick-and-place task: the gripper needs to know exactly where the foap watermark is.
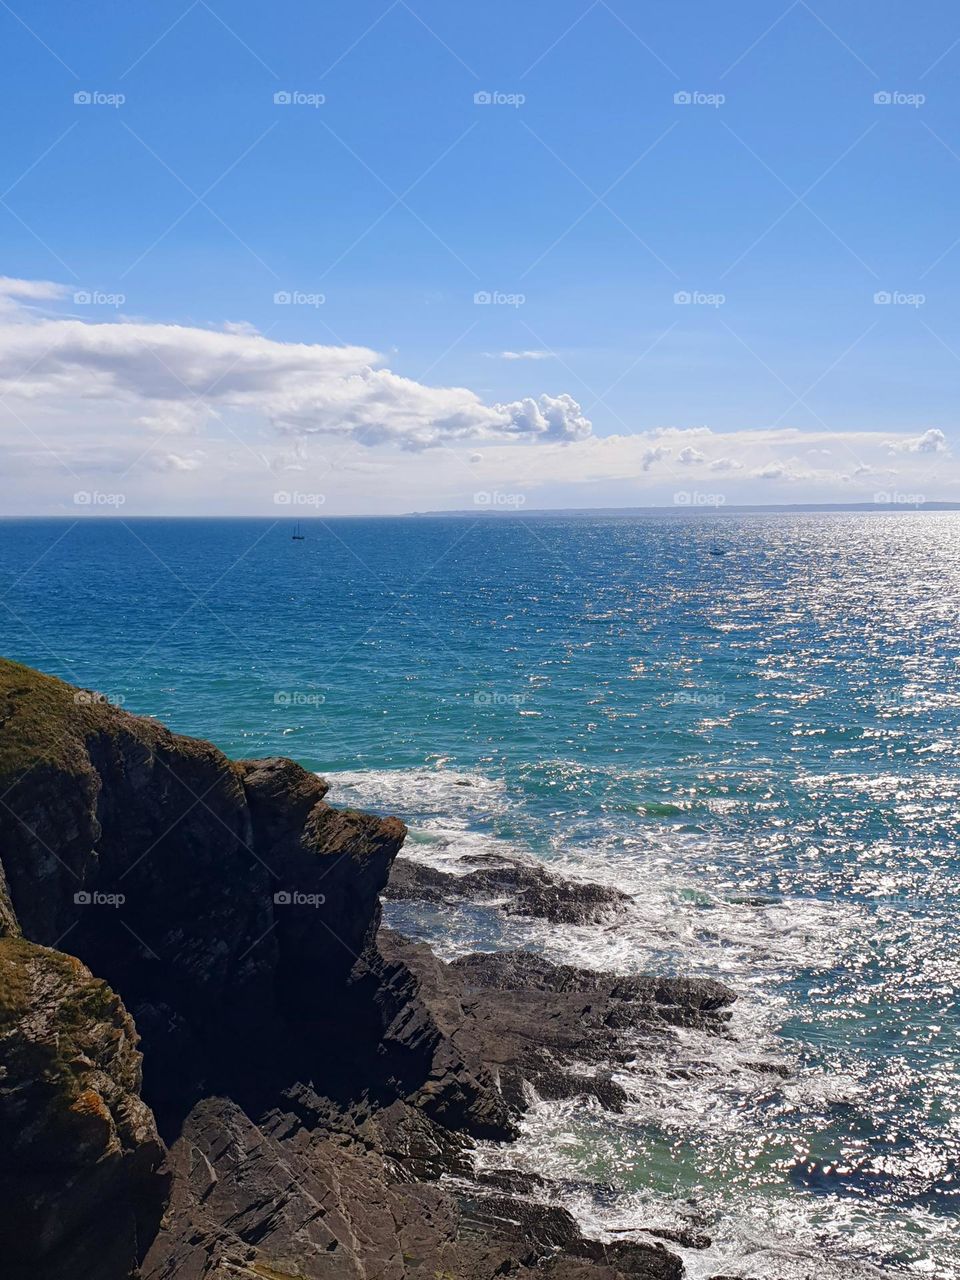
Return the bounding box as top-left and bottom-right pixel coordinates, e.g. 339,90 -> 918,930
74,90 -> 125,108
74,490 -> 126,507
474,90 -> 526,108
874,290 -> 925,308
673,490 -> 726,507
874,90 -> 925,109
73,690 -> 125,708
274,90 -> 326,107
274,889 -> 326,907
674,90 -> 725,108
74,890 -> 126,907
273,690 -> 326,707
873,490 -> 926,506
474,290 -> 526,307
674,290 -> 725,308
274,490 -> 325,507
274,290 -> 326,307
671,691 -> 726,708
74,290 -> 125,309
474,490 -> 526,508
474,691 -> 527,707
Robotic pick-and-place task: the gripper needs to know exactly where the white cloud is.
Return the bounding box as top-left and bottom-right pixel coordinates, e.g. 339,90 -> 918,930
886,428 -> 948,455
0,280 -> 592,453
753,461 -> 788,479
678,446 -> 706,465
156,452 -> 203,472
0,276 -> 70,302
640,445 -> 671,471
135,404 -> 211,435
483,350 -> 555,361
3,280 -> 960,516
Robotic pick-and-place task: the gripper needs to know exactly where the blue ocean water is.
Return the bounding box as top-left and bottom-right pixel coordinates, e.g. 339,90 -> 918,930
1,513 -> 958,1278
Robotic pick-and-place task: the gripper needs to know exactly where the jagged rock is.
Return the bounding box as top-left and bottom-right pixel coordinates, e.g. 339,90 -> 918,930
385,854 -> 633,924
379,932 -> 735,1111
0,659 -> 409,1129
0,936 -> 167,1280
143,1095 -> 681,1280
0,660 -> 731,1280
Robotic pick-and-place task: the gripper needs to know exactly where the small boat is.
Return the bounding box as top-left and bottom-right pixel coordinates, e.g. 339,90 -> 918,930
291,521 -> 305,541
708,547 -> 727,556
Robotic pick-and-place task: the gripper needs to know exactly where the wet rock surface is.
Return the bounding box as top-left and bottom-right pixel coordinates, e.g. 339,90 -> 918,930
385,852 -> 633,924
379,931 -> 735,1111
0,659 -> 733,1280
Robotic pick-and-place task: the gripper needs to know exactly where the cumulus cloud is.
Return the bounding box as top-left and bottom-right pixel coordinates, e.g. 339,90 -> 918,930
0,279 -> 591,452
499,393 -> 591,442
708,457 -> 743,472
678,446 -> 706,465
886,428 -> 948,455
750,458 -> 815,482
640,445 -> 671,471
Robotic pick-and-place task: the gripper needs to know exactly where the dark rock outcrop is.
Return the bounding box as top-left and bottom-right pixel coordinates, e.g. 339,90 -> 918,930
385,852 -> 633,924
380,932 -> 735,1111
0,659 -> 733,1280
0,936 -> 167,1280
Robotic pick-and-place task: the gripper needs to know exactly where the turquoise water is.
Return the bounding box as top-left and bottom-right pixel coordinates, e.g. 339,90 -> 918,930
2,513 -> 958,1277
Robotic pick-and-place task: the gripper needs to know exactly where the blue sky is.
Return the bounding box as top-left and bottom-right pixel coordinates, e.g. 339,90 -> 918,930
1,1 -> 959,512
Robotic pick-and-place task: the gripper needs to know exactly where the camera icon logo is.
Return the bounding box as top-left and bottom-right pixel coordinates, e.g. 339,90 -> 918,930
274,91 -> 292,105
74,90 -> 92,105
274,890 -> 292,905
74,891 -> 92,904
673,291 -> 692,304
674,91 -> 692,105
874,91 -> 892,105
473,290 -> 492,304
874,291 -> 892,305
273,290 -> 292,305
474,91 -> 493,105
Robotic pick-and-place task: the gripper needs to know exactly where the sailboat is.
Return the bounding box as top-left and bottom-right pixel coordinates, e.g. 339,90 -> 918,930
291,521 -> 305,541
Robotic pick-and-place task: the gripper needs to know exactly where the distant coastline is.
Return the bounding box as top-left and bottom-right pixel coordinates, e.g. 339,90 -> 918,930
1,502 -> 955,522
406,501 -> 957,517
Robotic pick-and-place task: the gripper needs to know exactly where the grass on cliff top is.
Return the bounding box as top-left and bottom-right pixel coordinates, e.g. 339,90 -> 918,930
0,935 -> 114,1026
0,658 -> 108,784
0,657 -> 244,793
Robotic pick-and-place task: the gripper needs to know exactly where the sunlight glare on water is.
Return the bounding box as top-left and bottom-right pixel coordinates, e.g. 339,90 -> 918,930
2,511 -> 959,1277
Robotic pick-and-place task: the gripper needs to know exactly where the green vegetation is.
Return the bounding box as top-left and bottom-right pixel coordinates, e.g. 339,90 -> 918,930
0,658 -> 92,783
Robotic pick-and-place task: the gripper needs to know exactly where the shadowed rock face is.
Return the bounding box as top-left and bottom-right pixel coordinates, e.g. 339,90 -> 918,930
0,660 -> 732,1280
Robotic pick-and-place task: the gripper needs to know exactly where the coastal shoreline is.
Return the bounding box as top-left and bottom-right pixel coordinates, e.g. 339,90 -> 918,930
0,657 -> 740,1280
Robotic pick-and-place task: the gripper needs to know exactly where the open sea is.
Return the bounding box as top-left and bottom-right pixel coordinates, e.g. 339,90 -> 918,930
1,512 -> 958,1278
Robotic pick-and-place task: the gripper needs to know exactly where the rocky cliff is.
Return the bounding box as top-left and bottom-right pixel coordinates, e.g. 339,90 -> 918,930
0,659 -> 735,1280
